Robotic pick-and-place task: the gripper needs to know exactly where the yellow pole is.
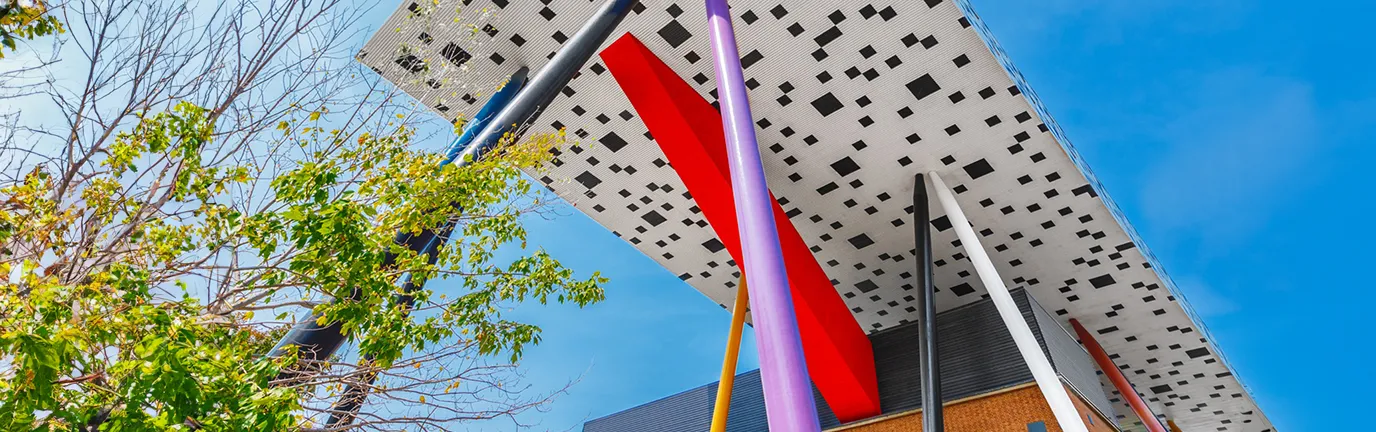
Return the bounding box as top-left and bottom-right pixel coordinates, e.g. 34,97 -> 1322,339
1167,420 -> 1184,432
710,277 -> 750,432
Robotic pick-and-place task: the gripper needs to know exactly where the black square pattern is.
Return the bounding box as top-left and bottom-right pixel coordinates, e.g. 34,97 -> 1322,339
359,1 -> 1272,429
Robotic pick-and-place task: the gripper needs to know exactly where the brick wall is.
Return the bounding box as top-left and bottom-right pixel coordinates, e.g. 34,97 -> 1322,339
833,384 -> 1117,432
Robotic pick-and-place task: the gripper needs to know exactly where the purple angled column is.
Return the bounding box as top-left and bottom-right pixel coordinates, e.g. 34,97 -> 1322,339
703,1 -> 822,430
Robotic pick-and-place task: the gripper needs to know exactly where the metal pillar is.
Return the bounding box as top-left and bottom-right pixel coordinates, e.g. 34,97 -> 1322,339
268,0 -> 634,423
704,1 -> 821,430
599,33 -> 881,420
266,66 -> 530,365
320,66 -> 533,425
1069,318 -> 1170,432
913,174 -> 943,431
926,172 -> 1088,432
710,277 -> 749,432
442,67 -> 532,165
325,223 -> 454,426
457,0 -> 636,163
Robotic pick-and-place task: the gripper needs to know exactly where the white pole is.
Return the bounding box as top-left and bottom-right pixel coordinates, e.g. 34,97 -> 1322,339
927,171 -> 1089,432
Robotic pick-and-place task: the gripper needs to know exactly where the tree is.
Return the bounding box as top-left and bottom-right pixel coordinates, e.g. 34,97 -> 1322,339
0,0 -> 62,59
0,0 -> 605,430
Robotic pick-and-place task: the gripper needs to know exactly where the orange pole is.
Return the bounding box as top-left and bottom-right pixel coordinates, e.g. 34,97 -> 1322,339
710,278 -> 750,432
1070,319 -> 1170,432
1167,420 -> 1184,432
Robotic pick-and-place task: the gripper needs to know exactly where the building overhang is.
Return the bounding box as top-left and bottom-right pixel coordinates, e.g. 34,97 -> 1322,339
358,1 -> 1274,430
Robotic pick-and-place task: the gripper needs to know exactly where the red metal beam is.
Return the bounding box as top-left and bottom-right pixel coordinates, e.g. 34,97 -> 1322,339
600,34 -> 881,422
1070,319 -> 1170,432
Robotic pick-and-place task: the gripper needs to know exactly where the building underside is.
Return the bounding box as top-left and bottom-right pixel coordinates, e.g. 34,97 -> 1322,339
357,0 -> 1276,431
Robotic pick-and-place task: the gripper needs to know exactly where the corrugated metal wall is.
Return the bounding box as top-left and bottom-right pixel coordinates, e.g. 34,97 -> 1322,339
1029,294 -> 1117,421
581,382 -> 714,431
718,372 -> 771,431
584,290 -> 1104,432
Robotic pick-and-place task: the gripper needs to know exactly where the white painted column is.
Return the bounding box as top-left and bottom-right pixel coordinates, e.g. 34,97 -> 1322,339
927,171 -> 1089,432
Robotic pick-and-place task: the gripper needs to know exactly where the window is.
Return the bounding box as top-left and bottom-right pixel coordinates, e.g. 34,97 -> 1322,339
439,42 -> 471,67
393,52 -> 426,74
1026,421 -> 1048,432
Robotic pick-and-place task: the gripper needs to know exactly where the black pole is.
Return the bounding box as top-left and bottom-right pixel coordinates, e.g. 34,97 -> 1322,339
263,60 -> 531,368
311,0 -> 638,425
325,220 -> 454,426
265,228 -> 430,366
267,0 -> 635,367
914,174 -> 943,431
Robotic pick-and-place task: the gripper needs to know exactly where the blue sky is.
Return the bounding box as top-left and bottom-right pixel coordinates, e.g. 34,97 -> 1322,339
8,0 -> 1367,430
463,1 -> 1376,431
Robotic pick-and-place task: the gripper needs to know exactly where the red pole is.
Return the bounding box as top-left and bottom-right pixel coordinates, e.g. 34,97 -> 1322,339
1069,319 -> 1170,432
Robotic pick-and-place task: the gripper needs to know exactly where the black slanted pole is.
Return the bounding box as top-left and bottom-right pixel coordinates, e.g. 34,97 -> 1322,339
268,0 -> 636,368
914,174 -> 943,431
324,221 -> 454,427
312,0 -> 638,425
262,55 -> 526,369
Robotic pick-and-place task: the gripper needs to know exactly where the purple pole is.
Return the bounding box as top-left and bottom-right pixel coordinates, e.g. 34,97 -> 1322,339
703,1 -> 822,430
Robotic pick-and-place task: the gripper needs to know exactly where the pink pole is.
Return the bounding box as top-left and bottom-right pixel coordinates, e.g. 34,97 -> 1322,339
703,1 -> 822,430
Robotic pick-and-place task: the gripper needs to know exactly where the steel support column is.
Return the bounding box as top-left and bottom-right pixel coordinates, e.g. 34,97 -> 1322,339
325,222 -> 456,426
926,172 -> 1088,432
709,278 -> 749,432
319,67 -> 533,423
265,66 -> 531,365
441,67 -> 532,165
267,0 -> 635,423
599,33 -> 879,421
1070,318 -> 1170,432
913,174 -> 943,431
704,1 -> 821,430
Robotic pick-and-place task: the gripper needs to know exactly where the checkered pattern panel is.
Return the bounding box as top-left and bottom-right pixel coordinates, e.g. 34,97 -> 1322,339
359,1 -> 1274,431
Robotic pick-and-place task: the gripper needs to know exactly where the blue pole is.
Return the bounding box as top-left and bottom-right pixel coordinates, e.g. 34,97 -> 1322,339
442,67 -> 530,165
454,0 -> 636,165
